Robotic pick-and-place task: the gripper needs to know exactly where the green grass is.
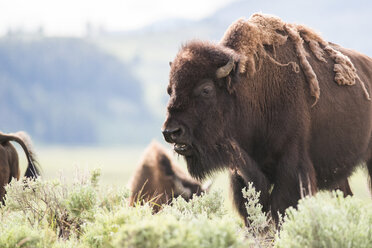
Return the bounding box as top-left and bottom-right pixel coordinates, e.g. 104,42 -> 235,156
18,145 -> 144,186
17,145 -> 371,201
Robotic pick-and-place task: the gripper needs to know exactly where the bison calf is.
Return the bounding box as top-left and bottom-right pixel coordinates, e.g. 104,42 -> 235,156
0,131 -> 41,203
128,141 -> 210,211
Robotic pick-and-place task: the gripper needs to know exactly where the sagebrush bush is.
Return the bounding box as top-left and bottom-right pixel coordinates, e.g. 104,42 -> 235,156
65,185 -> 97,219
3,174 -> 100,239
81,191 -> 248,248
1,171 -> 253,248
243,182 -> 273,231
81,204 -> 154,248
242,183 -> 278,247
98,186 -> 130,211
1,169 -> 370,248
161,190 -> 226,220
0,212 -> 57,248
113,215 -> 248,248
276,191 -> 372,248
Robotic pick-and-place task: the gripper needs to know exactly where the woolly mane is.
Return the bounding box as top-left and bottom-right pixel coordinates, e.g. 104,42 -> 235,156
220,13 -> 370,104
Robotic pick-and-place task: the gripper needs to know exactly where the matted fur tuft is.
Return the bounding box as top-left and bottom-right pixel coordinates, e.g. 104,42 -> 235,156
284,24 -> 320,105
220,13 -> 370,104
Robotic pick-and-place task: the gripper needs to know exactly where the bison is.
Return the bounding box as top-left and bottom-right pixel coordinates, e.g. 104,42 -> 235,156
128,141 -> 211,211
162,13 -> 372,222
0,131 -> 41,203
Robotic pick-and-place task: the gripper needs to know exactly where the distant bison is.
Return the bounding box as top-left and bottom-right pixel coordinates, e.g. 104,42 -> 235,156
128,141 -> 210,211
0,131 -> 41,203
162,13 -> 372,222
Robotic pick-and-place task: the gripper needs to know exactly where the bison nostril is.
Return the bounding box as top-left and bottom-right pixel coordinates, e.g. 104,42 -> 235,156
162,127 -> 184,143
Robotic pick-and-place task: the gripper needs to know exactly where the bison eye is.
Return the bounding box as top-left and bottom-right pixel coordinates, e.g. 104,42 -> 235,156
195,81 -> 215,98
201,85 -> 213,96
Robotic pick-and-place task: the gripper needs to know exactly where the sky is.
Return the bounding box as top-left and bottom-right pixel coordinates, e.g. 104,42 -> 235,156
0,0 -> 235,36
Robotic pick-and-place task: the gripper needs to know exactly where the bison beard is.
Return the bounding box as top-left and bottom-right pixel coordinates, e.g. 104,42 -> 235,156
163,13 -> 372,224
185,138 -> 245,180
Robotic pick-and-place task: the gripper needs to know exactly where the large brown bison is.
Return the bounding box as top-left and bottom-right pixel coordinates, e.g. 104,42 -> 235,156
128,141 -> 211,211
0,131 -> 41,203
162,13 -> 372,222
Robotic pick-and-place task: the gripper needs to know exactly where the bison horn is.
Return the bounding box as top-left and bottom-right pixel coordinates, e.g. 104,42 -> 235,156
216,59 -> 235,78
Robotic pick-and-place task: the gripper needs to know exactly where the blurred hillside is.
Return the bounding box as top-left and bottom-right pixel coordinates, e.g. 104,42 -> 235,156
1,0 -> 371,145
0,37 -> 157,144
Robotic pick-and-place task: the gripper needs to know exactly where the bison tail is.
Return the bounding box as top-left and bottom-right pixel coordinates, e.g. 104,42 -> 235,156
16,132 -> 41,179
0,131 -> 41,179
24,154 -> 41,179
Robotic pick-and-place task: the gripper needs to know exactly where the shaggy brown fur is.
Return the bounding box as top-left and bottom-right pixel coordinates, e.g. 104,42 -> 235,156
128,141 -> 209,211
0,131 -> 41,203
162,13 -> 372,223
220,13 -> 370,104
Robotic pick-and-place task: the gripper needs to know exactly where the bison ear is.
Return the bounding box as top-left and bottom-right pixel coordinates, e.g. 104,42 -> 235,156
169,61 -> 172,67
159,154 -> 175,176
173,178 -> 192,198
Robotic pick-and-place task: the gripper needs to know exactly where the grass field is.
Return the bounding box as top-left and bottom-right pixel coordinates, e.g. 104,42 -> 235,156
6,143 -> 371,248
17,144 -> 371,202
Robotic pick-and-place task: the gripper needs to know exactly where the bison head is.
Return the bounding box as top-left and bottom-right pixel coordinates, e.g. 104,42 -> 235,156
162,41 -> 246,180
128,141 -> 212,210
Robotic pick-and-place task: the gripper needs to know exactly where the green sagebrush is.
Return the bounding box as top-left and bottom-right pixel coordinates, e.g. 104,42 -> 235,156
81,191 -> 248,248
276,191 -> 372,248
0,170 -> 250,248
0,212 -> 57,248
242,182 -> 279,247
1,169 -> 371,248
1,170 -> 102,240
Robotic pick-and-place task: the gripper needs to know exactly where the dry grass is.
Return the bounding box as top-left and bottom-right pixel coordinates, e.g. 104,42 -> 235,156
15,145 -> 371,201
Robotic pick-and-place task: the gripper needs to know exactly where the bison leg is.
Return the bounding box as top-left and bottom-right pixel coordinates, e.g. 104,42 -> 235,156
0,147 -> 11,204
229,171 -> 249,226
230,153 -> 270,225
269,146 -> 317,221
6,143 -> 20,180
333,179 -> 353,196
366,159 -> 372,196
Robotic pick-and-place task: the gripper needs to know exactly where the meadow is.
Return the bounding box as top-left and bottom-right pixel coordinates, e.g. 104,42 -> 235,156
17,144 -> 371,201
1,144 -> 369,248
